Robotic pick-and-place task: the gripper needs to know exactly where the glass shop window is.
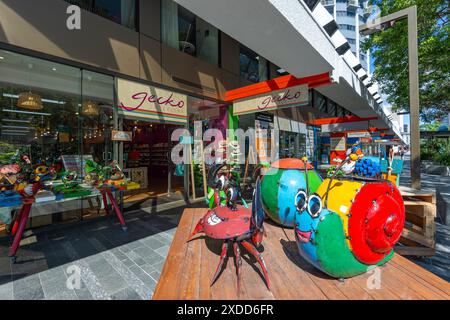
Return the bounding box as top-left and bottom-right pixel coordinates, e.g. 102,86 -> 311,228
240,45 -> 268,83
313,90 -> 327,114
81,70 -> 115,166
0,49 -> 81,170
64,0 -> 137,30
327,100 -> 337,117
161,0 -> 220,65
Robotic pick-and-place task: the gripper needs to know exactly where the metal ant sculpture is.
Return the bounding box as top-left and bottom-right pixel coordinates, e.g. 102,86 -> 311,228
188,175 -> 269,293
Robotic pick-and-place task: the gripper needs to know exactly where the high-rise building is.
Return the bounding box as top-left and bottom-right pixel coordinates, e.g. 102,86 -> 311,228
322,0 -> 371,73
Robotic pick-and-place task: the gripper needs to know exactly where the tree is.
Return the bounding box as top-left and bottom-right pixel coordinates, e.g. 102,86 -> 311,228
362,0 -> 449,122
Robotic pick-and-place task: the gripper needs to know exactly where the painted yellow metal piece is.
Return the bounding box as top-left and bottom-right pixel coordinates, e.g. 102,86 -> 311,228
316,178 -> 363,248
382,173 -> 397,185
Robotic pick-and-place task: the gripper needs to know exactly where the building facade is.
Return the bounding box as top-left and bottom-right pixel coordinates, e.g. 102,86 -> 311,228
0,0 -> 399,223
322,0 -> 371,73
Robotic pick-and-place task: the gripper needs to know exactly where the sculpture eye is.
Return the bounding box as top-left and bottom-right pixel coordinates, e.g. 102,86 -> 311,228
307,194 -> 322,218
294,190 -> 308,212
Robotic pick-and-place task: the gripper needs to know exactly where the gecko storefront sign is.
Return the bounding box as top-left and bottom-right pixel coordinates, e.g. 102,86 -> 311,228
232,84 -> 308,116
117,78 -> 188,124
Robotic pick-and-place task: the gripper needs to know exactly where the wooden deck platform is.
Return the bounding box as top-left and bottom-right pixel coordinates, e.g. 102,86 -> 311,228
153,208 -> 450,300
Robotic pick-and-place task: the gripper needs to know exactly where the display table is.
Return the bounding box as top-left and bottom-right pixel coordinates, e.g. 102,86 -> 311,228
153,208 -> 450,300
5,184 -> 128,262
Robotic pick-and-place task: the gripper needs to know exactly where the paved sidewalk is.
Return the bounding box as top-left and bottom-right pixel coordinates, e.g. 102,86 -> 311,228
0,204 -> 204,300
399,155 -> 450,282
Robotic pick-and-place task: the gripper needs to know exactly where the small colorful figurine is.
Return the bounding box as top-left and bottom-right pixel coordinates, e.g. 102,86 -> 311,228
188,177 -> 269,293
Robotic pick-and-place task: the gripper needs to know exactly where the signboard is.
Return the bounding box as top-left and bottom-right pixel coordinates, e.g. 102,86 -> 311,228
117,78 -> 188,124
330,136 -> 346,151
277,117 -> 291,131
233,84 -> 308,116
111,130 -> 132,142
347,131 -> 371,138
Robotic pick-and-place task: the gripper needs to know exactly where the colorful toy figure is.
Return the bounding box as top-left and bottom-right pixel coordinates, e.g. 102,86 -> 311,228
206,164 -> 247,209
294,155 -> 405,279
188,178 -> 269,293
261,158 -> 322,227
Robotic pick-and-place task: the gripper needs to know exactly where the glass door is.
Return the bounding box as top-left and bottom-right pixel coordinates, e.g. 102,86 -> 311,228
81,70 -> 115,167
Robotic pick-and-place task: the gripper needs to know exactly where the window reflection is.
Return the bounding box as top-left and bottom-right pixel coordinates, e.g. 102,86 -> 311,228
240,46 -> 268,83
161,0 -> 220,65
64,0 -> 137,30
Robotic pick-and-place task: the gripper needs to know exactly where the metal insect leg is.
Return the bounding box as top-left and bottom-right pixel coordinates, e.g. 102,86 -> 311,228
241,240 -> 270,290
233,241 -> 242,294
210,241 -> 229,286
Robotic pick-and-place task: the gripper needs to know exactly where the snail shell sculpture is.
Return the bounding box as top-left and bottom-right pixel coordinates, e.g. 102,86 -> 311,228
261,158 -> 322,227
295,171 -> 405,278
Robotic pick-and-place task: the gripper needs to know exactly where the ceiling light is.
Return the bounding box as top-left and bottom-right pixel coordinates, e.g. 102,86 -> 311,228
3,93 -> 65,105
17,92 -> 43,110
2,109 -> 51,116
1,125 -> 32,130
2,119 -> 31,123
0,56 -> 4,60
1,131 -> 27,136
52,67 -> 57,71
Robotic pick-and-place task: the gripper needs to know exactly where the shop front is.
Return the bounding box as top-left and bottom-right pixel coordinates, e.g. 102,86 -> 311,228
0,48 -> 228,231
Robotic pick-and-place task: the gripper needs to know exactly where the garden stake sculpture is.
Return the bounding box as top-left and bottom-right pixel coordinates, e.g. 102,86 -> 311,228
188,176 -> 269,293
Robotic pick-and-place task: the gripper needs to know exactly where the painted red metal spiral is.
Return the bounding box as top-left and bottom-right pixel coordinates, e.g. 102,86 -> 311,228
348,182 -> 405,265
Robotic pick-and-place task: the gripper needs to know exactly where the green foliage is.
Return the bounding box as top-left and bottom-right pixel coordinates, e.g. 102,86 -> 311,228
363,0 -> 449,121
421,137 -> 450,165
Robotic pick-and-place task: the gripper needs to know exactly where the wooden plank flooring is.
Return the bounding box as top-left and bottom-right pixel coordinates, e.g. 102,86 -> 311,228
153,208 -> 450,300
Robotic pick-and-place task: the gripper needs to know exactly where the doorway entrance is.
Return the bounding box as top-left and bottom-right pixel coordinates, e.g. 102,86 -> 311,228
121,119 -> 185,207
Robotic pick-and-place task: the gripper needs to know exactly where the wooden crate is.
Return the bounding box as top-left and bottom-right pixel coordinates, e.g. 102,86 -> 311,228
395,190 -> 436,257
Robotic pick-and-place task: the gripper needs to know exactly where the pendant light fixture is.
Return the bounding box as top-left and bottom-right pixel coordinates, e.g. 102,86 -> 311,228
81,100 -> 99,116
18,62 -> 43,110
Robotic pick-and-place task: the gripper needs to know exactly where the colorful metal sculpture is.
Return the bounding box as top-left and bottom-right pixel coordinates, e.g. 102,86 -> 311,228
261,158 -> 322,227
205,164 -> 247,209
188,177 -> 269,292
294,154 -> 405,278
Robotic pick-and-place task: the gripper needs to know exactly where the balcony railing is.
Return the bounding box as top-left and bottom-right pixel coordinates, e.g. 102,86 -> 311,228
347,0 -> 359,9
321,0 -> 335,6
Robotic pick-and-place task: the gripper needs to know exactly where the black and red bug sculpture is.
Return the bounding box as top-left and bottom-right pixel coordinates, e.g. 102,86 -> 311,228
188,174 -> 269,292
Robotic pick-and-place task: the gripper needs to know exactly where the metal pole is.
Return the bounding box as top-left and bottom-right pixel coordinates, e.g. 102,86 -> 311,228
408,6 -> 421,189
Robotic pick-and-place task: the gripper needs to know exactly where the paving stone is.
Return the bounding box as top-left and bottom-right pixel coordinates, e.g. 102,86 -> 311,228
111,248 -> 128,261
41,277 -> 75,299
129,265 -> 156,287
122,259 -> 135,267
98,274 -> 128,295
140,263 -> 157,276
152,261 -> 165,272
141,238 -> 166,250
154,245 -> 170,257
110,287 -> 142,300
149,270 -> 161,283
89,259 -> 115,276
0,282 -> 13,300
13,275 -> 41,293
47,290 -> 78,300
101,251 -> 150,300
14,283 -> 44,300
38,266 -> 66,282
72,279 -> 93,300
